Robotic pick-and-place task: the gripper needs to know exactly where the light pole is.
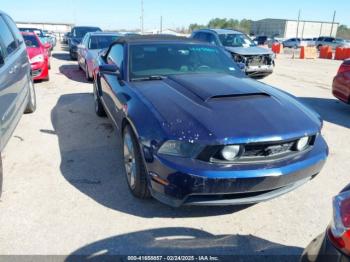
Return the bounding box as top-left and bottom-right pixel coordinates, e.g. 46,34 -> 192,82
140,0 -> 144,34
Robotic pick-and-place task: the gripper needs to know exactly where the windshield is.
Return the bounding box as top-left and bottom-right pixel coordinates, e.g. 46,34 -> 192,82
89,35 -> 119,49
23,35 -> 40,48
218,34 -> 255,47
129,43 -> 242,81
73,27 -> 101,38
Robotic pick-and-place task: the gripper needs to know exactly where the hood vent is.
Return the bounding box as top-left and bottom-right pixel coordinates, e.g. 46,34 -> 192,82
207,93 -> 270,102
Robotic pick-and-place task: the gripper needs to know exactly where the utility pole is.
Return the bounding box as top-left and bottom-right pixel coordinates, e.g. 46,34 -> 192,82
160,16 -> 163,34
296,9 -> 301,39
330,10 -> 336,37
293,9 -> 301,59
140,0 -> 144,34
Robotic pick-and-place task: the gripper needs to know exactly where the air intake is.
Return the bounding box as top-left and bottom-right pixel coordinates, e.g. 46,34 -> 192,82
207,93 -> 270,102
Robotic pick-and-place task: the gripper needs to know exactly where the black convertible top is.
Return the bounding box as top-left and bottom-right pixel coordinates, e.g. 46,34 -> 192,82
112,34 -> 202,45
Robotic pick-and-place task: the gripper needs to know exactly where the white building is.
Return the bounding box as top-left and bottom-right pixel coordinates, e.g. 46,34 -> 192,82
16,21 -> 74,34
251,18 -> 339,39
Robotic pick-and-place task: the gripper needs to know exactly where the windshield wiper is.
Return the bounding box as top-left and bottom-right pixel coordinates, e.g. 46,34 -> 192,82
131,75 -> 166,82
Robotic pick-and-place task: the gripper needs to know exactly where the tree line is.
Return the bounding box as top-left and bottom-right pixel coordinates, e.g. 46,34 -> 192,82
189,18 -> 253,34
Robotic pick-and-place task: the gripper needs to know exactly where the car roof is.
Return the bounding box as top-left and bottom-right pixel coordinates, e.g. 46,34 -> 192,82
194,28 -> 244,35
72,26 -> 101,29
88,32 -> 121,36
112,35 -> 203,45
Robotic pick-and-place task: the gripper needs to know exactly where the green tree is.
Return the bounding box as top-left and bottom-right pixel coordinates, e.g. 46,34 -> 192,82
189,18 -> 253,34
337,25 -> 350,39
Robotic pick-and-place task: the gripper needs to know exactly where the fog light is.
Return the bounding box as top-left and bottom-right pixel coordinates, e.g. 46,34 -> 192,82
221,145 -> 241,161
296,136 -> 310,151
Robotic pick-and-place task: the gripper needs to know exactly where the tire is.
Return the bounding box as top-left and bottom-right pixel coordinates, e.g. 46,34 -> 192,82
85,64 -> 93,81
93,81 -> 106,117
24,78 -> 36,114
0,153 -> 3,199
123,125 -> 151,199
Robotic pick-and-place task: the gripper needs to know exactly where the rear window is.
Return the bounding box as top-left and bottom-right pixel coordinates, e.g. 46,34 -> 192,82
23,35 -> 40,48
0,16 -> 17,55
73,27 -> 101,38
89,35 -> 119,49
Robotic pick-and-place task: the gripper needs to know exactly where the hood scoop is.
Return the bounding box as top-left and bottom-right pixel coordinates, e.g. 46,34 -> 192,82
167,74 -> 270,102
208,93 -> 270,102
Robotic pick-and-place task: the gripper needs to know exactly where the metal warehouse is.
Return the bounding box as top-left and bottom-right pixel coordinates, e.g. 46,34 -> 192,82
16,21 -> 73,33
251,18 -> 339,38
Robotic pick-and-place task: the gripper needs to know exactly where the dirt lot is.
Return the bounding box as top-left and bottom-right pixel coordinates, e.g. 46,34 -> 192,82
0,44 -> 349,258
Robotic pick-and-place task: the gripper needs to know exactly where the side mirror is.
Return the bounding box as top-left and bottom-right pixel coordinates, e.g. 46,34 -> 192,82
99,64 -> 121,78
43,43 -> 51,49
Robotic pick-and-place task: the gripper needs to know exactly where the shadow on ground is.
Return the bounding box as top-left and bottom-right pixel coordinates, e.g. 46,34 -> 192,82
59,64 -> 88,83
51,93 -> 252,218
53,52 -> 72,61
66,227 -> 303,261
298,97 -> 350,129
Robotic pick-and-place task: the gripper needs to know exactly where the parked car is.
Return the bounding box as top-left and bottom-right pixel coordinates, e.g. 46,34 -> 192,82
191,29 -> 275,78
19,28 -> 51,47
62,32 -> 71,45
283,38 -> 302,48
316,37 -> 350,49
69,26 -> 102,60
77,32 -> 120,81
22,32 -> 51,81
332,59 -> 350,104
301,184 -> 350,261
0,10 -> 36,197
253,35 -> 268,45
93,35 -> 328,207
43,30 -> 56,48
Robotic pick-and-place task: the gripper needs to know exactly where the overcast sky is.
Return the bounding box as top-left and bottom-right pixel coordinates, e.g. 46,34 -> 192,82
2,0 -> 349,30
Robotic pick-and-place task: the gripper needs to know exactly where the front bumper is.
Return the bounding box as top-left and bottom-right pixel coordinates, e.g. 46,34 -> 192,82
301,231 -> 349,262
31,62 -> 48,80
144,136 -> 328,207
246,64 -> 274,78
332,76 -> 350,104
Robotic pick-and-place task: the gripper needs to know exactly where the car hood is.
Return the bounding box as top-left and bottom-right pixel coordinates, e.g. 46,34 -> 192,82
225,46 -> 272,56
131,74 -> 321,144
26,47 -> 43,58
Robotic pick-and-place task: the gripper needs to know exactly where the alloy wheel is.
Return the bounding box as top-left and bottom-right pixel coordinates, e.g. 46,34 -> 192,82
124,133 -> 136,189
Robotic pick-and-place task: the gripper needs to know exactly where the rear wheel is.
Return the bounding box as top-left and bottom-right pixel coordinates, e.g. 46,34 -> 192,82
123,125 -> 150,199
25,79 -> 36,114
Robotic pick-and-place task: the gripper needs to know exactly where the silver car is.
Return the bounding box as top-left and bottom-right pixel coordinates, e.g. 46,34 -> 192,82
282,38 -> 302,48
77,32 -> 121,81
191,29 -> 275,78
316,37 -> 350,49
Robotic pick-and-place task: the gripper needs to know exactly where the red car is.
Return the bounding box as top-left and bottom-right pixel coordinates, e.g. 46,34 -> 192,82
332,59 -> 350,104
21,32 -> 51,81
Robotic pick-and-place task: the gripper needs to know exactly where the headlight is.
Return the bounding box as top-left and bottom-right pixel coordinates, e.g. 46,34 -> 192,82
221,145 -> 241,161
30,55 -> 44,64
158,140 -> 202,158
296,136 -> 310,151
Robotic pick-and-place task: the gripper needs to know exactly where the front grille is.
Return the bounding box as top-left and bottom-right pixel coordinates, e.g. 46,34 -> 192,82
246,55 -> 272,66
32,69 -> 42,77
196,136 -> 316,164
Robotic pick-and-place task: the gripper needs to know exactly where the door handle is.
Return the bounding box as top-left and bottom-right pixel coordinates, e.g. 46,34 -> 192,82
9,65 -> 18,74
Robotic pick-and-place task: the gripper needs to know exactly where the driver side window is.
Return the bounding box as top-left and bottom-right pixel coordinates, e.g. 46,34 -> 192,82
107,44 -> 124,68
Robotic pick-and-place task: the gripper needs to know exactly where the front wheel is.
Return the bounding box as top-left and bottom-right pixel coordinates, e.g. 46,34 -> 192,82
85,64 -> 93,81
123,125 -> 150,199
24,78 -> 36,114
93,81 -> 106,117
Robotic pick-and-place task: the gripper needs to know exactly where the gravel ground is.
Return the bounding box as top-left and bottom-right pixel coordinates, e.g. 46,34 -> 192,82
0,45 -> 349,259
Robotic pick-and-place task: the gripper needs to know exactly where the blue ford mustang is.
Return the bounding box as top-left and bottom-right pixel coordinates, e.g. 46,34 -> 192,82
93,36 -> 328,207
